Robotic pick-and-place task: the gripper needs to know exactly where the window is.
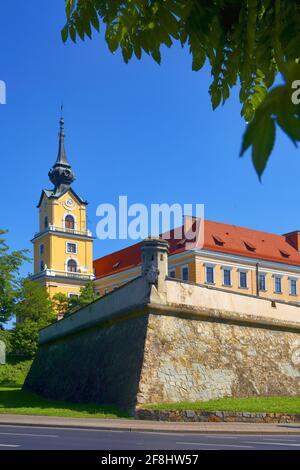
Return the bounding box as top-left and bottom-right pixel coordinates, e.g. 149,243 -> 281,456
67,259 -> 77,272
223,268 -> 231,286
169,269 -> 176,278
40,244 -> 44,255
65,214 -> 75,229
274,275 -> 282,293
258,273 -> 266,291
290,279 -> 297,296
40,260 -> 45,271
181,266 -> 189,281
66,242 -> 77,254
239,271 -> 247,288
206,266 -> 214,284
44,216 -> 48,229
68,293 -> 79,298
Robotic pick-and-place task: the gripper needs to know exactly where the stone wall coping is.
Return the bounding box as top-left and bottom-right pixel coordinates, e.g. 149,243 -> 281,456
148,302 -> 300,333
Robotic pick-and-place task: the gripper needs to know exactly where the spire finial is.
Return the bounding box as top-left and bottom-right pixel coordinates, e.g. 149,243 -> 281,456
60,104 -> 64,128
48,110 -> 76,194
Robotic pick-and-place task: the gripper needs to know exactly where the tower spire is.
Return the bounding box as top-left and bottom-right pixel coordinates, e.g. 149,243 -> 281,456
56,112 -> 68,165
48,113 -> 75,195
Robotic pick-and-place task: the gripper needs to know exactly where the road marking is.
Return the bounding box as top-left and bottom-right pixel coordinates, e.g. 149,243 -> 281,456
261,438 -> 298,442
0,443 -> 20,448
246,441 -> 300,447
199,436 -> 238,439
176,442 -> 253,449
0,432 -> 58,438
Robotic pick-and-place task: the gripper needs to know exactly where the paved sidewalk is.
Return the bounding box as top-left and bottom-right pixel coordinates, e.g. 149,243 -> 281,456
0,414 -> 300,434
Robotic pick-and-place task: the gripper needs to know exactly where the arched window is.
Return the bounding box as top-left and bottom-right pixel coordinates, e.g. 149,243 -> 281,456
44,216 -> 48,229
40,260 -> 45,271
67,259 -> 77,273
65,215 -> 75,230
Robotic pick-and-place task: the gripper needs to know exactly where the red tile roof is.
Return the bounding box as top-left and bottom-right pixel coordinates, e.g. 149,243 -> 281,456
93,220 -> 300,279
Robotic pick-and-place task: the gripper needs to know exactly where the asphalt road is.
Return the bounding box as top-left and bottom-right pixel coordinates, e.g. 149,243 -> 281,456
0,425 -> 300,450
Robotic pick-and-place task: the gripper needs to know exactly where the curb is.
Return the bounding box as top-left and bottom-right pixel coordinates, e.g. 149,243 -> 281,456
0,415 -> 300,435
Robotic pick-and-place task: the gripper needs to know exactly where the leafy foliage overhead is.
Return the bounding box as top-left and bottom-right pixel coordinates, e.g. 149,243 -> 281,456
63,0 -> 300,177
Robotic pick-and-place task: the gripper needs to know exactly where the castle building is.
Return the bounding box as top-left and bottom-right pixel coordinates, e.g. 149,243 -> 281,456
32,119 -> 300,306
27,120 -> 300,411
93,220 -> 300,305
31,117 -> 95,299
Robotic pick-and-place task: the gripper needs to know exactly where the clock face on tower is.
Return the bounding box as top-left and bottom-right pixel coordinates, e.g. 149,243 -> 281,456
64,198 -> 74,208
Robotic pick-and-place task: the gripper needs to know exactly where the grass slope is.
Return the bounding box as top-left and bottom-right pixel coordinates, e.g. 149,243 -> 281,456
0,387 -> 130,419
145,396 -> 300,414
0,359 -> 32,387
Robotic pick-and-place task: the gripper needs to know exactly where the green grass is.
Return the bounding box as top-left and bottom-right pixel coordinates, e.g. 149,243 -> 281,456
0,387 -> 130,419
0,359 -> 33,387
144,396 -> 300,414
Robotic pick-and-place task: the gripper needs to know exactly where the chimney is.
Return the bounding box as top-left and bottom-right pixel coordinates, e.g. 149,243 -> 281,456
283,231 -> 300,251
140,237 -> 169,294
183,215 -> 196,238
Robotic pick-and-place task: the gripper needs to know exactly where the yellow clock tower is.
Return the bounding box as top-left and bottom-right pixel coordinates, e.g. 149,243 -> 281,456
31,116 -> 94,299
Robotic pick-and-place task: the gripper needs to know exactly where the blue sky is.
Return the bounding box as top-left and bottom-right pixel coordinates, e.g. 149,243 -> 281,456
0,1 -> 299,278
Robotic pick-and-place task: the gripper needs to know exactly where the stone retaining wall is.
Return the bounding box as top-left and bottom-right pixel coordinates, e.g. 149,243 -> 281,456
136,409 -> 300,424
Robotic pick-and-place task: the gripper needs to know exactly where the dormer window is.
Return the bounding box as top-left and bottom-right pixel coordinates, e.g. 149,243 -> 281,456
280,249 -> 290,258
213,235 -> 225,246
243,240 -> 256,252
65,214 -> 75,230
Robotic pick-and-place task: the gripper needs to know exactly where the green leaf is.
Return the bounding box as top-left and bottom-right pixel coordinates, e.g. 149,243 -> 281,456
61,26 -> 69,43
276,90 -> 300,142
252,115 -> 275,178
152,48 -> 161,64
66,0 -> 75,19
210,86 -> 222,110
241,111 -> 276,178
192,49 -> 205,71
90,7 -> 100,32
69,26 -> 76,43
133,42 -> 142,60
106,32 -> 119,53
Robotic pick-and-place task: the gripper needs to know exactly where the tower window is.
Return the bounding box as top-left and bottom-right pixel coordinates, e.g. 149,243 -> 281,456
40,244 -> 44,255
66,242 -> 77,254
65,215 -> 75,230
67,259 -> 77,273
44,216 -> 49,229
40,260 -> 45,271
